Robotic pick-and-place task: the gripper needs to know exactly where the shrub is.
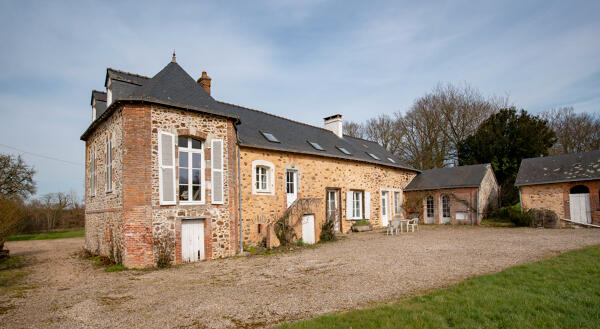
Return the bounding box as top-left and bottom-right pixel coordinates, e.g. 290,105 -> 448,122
352,220 -> 370,226
488,204 -> 533,227
527,208 -> 559,228
319,218 -> 336,242
154,232 -> 174,268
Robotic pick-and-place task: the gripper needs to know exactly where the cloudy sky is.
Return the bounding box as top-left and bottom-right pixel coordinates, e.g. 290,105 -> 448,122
0,0 -> 599,198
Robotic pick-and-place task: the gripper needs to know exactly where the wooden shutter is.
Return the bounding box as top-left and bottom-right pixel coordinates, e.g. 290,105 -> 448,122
159,131 -> 176,205
346,191 -> 353,220
211,139 -> 224,204
364,191 -> 371,219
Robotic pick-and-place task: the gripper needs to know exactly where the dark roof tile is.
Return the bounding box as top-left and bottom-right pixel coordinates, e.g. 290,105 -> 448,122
405,164 -> 491,191
515,150 -> 600,186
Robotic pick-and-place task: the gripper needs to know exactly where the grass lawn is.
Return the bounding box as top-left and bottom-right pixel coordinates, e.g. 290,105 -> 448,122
6,228 -> 84,241
277,245 -> 600,329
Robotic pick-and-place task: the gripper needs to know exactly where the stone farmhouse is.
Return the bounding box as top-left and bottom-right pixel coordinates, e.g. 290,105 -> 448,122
81,56 -> 498,268
404,164 -> 499,224
516,150 -> 600,226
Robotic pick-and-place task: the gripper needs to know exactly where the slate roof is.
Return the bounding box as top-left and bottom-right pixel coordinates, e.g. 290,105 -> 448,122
82,61 -> 416,171
404,164 -> 491,191
515,150 -> 600,186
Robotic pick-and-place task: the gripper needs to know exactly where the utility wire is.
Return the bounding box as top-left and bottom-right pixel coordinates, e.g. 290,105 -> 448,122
0,143 -> 83,167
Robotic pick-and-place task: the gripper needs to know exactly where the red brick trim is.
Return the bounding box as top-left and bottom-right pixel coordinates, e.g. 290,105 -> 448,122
177,128 -> 207,140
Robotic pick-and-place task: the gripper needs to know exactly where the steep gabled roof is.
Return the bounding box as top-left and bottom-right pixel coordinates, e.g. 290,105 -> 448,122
404,164 -> 491,191
82,61 -> 417,171
515,150 -> 600,186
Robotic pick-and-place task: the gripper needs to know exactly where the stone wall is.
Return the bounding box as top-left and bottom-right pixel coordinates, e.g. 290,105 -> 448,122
406,188 -> 479,224
150,105 -> 239,264
239,147 -> 416,247
520,180 -> 600,226
478,166 -> 500,218
84,106 -> 124,260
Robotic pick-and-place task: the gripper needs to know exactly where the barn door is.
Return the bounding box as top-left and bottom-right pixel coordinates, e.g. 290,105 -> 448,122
570,194 -> 591,224
182,220 -> 205,262
301,214 -> 315,244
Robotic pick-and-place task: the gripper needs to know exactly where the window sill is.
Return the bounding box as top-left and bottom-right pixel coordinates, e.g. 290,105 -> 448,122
179,201 -> 205,206
253,191 -> 274,196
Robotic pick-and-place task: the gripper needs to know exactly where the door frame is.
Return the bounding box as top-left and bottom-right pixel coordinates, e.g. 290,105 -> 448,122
285,169 -> 298,208
380,190 -> 389,227
326,187 -> 342,233
181,219 -> 205,263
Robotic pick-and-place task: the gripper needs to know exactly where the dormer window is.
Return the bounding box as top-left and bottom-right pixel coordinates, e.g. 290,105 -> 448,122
260,131 -> 280,143
336,146 -> 351,155
308,141 -> 325,151
367,152 -> 380,160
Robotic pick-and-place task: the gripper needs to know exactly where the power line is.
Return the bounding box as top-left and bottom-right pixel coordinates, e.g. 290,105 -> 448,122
0,143 -> 83,167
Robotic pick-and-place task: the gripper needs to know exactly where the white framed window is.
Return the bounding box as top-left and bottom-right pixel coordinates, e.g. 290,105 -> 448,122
251,160 -> 275,195
158,131 -> 176,205
90,147 -> 96,197
394,191 -> 402,215
346,190 -> 370,220
178,136 -> 204,204
211,139 -> 224,204
105,136 -> 112,192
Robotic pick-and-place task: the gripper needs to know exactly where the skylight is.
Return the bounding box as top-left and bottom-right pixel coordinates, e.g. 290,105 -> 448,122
260,131 -> 280,143
367,152 -> 380,160
336,146 -> 351,155
308,141 -> 325,151
387,157 -> 396,163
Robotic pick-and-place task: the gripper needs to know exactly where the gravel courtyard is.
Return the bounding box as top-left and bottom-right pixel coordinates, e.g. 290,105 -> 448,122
2,226 -> 600,328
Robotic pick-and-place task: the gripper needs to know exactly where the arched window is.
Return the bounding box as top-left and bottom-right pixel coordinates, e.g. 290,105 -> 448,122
426,196 -> 434,218
442,195 -> 450,218
570,185 -> 590,194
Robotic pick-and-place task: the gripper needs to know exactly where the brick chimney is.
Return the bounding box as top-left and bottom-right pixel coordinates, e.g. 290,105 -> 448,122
323,114 -> 343,138
197,71 -> 211,95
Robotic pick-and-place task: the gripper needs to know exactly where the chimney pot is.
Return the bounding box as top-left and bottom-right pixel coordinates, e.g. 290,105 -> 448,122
197,71 -> 211,95
323,114 -> 343,138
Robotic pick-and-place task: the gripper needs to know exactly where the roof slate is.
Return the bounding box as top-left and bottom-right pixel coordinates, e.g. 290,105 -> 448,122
84,61 -> 416,171
404,164 -> 491,191
515,150 -> 600,186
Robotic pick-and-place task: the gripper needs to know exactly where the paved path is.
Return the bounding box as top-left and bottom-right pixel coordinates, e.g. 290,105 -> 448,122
2,226 -> 600,328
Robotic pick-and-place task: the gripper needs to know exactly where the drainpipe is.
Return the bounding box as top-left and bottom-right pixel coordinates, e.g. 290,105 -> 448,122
235,124 -> 244,254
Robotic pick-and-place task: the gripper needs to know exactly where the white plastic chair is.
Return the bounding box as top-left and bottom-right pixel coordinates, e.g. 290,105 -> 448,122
407,218 -> 419,232
387,220 -> 401,235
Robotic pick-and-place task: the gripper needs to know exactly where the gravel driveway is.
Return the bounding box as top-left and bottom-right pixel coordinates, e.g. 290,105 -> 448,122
2,226 -> 600,328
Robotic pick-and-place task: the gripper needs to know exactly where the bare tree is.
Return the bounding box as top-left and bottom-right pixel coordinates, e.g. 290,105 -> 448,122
342,121 -> 364,138
362,114 -> 400,154
40,192 -> 70,232
0,154 -> 36,200
541,107 -> 600,155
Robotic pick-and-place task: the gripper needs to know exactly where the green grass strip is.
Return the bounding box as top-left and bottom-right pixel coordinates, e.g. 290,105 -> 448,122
6,228 -> 84,241
277,245 -> 600,329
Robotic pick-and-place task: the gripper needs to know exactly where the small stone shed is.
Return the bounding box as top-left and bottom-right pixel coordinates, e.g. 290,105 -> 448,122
404,164 -> 499,224
516,150 -> 600,226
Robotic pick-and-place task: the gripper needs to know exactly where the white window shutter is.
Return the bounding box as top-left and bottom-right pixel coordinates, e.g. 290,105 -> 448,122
211,139 -> 224,204
364,191 -> 371,219
346,191 -> 353,220
159,131 -> 176,205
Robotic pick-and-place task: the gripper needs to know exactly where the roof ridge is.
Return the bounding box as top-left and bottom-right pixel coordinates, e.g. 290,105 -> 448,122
107,67 -> 150,80
523,150 -> 600,162
342,134 -> 379,144
425,163 -> 489,171
92,89 -> 106,94
217,100 -> 339,136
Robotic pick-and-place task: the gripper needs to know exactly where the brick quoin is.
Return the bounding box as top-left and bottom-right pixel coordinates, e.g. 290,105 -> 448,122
121,104 -> 154,268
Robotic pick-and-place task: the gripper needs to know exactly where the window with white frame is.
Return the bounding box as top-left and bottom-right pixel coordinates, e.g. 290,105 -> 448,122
255,166 -> 268,191
105,136 -> 112,192
252,160 -> 275,195
90,147 -> 96,197
178,136 -> 203,203
352,190 -> 363,219
394,191 -> 402,215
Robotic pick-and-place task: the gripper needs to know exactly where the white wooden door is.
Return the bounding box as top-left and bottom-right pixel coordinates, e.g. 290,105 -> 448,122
327,190 -> 340,232
301,214 -> 315,244
441,195 -> 450,224
381,191 -> 389,227
182,220 -> 205,262
425,196 -> 435,224
286,170 -> 298,208
570,194 -> 591,224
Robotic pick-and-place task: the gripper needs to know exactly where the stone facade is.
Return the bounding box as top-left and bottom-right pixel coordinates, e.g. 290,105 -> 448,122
84,103 -> 239,268
520,180 -> 600,226
239,147 -> 416,247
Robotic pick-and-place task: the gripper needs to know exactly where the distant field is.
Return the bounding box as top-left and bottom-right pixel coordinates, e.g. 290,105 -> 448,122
277,245 -> 600,329
6,228 -> 84,241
